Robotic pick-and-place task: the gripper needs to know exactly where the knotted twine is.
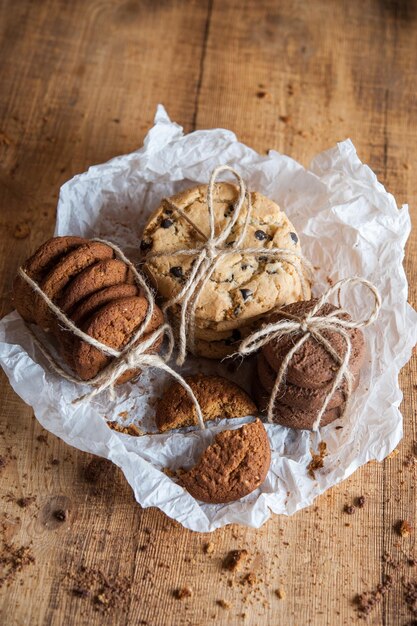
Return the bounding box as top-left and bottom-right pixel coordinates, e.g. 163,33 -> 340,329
17,238 -> 206,429
237,277 -> 381,431
145,165 -> 314,366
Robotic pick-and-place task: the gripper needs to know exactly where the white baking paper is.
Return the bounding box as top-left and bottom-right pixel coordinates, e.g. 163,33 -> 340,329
1,105 -> 416,532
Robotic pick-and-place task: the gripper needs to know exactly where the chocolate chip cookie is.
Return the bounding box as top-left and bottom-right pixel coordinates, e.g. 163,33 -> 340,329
155,374 -> 257,432
180,419 -> 270,503
141,183 -> 310,332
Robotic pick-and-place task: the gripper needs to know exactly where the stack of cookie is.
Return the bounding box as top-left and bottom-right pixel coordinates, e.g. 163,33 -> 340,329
141,183 -> 311,359
256,300 -> 365,430
13,236 -> 164,383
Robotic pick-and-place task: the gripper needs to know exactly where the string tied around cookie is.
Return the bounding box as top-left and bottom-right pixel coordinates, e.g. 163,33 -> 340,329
144,164 -> 314,366
237,276 -> 381,431
17,238 -> 206,430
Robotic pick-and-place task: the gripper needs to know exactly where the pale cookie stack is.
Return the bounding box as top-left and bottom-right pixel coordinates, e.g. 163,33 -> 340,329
13,236 -> 164,384
141,182 -> 311,359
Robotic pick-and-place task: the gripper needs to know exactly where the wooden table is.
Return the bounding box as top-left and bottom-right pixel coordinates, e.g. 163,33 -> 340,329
1,2 -> 416,624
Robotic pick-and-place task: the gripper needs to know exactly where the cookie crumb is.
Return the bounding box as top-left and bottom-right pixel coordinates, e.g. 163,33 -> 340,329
275,588 -> 286,599
173,587 -> 193,600
356,496 -> 366,508
16,496 -> 36,508
344,505 -> 356,515
242,572 -> 257,586
387,448 -> 399,459
13,222 -> 31,239
203,542 -> 215,555
397,520 -> 412,537
354,575 -> 393,616
223,549 -> 248,572
216,599 -> 231,609
307,442 -> 327,479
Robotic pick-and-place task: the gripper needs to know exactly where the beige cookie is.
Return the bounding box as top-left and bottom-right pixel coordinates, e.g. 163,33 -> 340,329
180,419 -> 271,504
141,183 -> 310,332
155,374 -> 257,432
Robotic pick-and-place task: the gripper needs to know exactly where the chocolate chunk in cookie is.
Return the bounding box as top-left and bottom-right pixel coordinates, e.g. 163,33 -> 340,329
155,374 -> 257,432
36,241 -> 114,330
13,236 -> 86,323
72,296 -> 164,382
263,300 -> 365,389
180,419 -> 270,503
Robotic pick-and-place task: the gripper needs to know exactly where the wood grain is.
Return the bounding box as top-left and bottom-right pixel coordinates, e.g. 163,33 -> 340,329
0,1 -> 416,625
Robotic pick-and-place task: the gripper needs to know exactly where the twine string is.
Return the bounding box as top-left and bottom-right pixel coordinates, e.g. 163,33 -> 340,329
145,165 -> 314,365
238,276 -> 381,431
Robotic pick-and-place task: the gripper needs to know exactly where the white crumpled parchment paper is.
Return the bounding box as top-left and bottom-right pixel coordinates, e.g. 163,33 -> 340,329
1,106 -> 416,532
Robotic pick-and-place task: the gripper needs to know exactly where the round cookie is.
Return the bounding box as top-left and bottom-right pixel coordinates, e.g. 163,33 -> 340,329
36,241 -> 114,330
72,296 -> 164,382
13,236 -> 86,323
155,374 -> 257,432
141,182 -> 310,331
263,300 -> 365,390
59,259 -> 135,313
253,381 -> 342,430
56,283 -> 139,369
180,419 -> 270,503
257,352 -> 358,411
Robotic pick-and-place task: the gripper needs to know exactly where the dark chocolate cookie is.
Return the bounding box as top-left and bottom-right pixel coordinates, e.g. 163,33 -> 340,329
253,378 -> 343,430
263,300 -> 365,389
257,352 -> 358,411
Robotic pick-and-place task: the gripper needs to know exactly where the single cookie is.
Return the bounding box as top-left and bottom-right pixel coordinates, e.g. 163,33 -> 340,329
263,300 -> 365,389
180,419 -> 270,503
36,241 -> 114,330
257,352 -> 358,411
155,374 -> 257,432
142,183 -> 310,331
56,283 -> 139,369
59,259 -> 135,313
13,236 -> 86,323
72,296 -> 164,382
253,380 -> 342,430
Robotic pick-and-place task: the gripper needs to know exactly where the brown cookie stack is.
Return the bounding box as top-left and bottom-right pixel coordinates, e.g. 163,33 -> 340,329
13,236 -> 164,383
256,299 -> 365,430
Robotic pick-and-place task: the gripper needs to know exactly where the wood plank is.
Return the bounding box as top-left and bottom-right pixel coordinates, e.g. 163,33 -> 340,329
0,1 -> 416,625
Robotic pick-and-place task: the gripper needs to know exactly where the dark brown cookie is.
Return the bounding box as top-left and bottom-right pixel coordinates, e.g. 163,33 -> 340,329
72,296 -> 164,382
59,259 -> 135,313
263,300 -> 365,389
155,374 -> 257,432
253,379 -> 343,430
257,352 -> 358,411
56,283 -> 139,370
180,419 -> 270,503
13,236 -> 86,323
36,241 -> 114,330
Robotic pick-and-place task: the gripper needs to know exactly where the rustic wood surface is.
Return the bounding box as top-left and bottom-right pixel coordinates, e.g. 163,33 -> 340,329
0,1 -> 416,624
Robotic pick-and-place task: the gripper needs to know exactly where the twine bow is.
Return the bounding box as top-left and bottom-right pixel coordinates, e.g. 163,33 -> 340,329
18,238 -> 206,430
238,277 -> 381,431
145,165 -> 313,365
